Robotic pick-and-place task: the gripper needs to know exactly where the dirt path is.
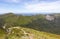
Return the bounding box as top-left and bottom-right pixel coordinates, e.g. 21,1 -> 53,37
21,29 -> 34,39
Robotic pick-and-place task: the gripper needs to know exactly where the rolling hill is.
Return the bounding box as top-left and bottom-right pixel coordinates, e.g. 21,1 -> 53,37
0,13 -> 60,39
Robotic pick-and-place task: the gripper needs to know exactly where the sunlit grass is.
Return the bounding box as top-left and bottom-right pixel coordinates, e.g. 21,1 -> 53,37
0,27 -> 60,39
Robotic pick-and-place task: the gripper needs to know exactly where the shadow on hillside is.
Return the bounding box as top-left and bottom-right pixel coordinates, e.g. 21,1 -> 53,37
20,19 -> 60,35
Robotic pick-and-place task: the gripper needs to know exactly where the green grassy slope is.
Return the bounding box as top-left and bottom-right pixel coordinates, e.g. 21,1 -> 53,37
0,29 -> 5,39
1,27 -> 60,39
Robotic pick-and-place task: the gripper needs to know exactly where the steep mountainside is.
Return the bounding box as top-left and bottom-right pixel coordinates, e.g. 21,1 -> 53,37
0,13 -> 60,39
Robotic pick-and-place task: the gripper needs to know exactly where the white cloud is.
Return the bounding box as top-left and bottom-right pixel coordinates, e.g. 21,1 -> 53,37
0,0 -> 60,13
25,1 -> 60,13
0,9 -> 13,13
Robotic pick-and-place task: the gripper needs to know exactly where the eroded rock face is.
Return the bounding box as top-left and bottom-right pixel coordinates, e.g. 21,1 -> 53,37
45,15 -> 55,21
45,14 -> 60,25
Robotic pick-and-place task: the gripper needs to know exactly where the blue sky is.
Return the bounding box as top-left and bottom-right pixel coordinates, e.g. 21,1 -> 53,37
0,0 -> 60,14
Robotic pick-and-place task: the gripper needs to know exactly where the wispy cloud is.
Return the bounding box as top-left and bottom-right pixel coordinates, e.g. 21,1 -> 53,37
1,0 -> 59,3
24,1 -> 60,13
0,0 -> 60,13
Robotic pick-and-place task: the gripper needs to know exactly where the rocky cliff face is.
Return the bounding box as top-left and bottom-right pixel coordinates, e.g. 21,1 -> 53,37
45,15 -> 55,21
46,14 -> 60,26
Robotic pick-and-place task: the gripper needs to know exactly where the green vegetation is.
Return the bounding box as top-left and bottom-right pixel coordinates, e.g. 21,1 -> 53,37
0,13 -> 60,39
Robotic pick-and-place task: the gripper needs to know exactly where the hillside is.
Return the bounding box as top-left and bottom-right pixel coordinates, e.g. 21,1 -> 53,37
0,13 -> 60,39
0,27 -> 60,39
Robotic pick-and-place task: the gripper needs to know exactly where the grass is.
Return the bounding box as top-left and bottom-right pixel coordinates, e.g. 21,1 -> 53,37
0,29 -> 5,39
0,27 -> 60,39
